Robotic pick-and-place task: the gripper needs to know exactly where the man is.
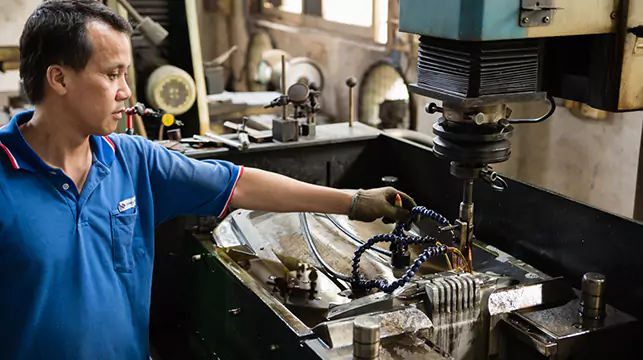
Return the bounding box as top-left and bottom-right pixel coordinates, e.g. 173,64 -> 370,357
0,1 -> 417,359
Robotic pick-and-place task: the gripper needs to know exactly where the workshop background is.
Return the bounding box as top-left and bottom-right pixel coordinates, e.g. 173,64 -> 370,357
1,0 -> 642,219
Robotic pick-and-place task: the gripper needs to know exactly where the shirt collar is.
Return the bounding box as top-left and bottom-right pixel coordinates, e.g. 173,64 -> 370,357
0,110 -> 116,172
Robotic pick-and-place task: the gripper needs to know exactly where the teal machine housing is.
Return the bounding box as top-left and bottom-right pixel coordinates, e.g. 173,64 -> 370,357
399,0 -> 528,41
395,0 -> 640,274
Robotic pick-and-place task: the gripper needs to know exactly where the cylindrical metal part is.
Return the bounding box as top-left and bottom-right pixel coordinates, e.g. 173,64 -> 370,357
346,77 -> 357,127
458,179 -> 475,272
281,55 -> 287,121
580,273 -> 606,319
349,88 -> 355,127
460,180 -> 474,222
353,315 -> 380,359
463,179 -> 474,203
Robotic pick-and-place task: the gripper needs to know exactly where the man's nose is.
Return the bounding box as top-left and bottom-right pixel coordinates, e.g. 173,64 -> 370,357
116,77 -> 132,101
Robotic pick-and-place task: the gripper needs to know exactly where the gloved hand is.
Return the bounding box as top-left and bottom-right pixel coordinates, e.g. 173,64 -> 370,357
348,187 -> 418,229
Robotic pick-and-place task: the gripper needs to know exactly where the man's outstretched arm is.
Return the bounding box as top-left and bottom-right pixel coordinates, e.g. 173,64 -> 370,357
229,167 -> 417,224
230,168 -> 353,215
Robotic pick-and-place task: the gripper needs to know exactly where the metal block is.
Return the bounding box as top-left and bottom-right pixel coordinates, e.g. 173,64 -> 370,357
272,117 -> 299,142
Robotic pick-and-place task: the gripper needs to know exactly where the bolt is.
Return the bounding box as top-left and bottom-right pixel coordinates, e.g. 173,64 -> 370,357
270,344 -> 279,351
522,17 -> 530,24
611,12 -> 617,20
543,16 -> 550,23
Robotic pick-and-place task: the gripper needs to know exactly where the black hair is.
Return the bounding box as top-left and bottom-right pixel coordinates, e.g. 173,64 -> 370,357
19,0 -> 133,104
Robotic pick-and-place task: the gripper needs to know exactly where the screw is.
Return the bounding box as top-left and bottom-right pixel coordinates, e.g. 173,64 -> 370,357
543,16 -> 550,23
270,344 -> 279,351
522,17 -> 530,24
611,12 -> 617,19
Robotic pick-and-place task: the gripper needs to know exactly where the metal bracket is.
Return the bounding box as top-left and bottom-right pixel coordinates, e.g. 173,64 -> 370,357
520,0 -> 561,27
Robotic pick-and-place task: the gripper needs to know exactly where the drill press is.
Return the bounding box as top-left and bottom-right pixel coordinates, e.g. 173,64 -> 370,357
398,0 -> 643,269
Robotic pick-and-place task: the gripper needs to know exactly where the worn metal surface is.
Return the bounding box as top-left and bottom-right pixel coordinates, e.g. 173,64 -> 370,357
305,333 -> 452,360
500,293 -> 638,359
327,292 -> 394,321
312,307 -> 434,349
200,242 -> 313,337
488,277 -> 575,316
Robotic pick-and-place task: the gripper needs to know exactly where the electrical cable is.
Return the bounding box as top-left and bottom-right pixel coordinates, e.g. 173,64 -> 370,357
302,206 -> 468,294
436,241 -> 453,270
300,213 -> 352,282
507,95 -> 557,124
322,214 -> 392,257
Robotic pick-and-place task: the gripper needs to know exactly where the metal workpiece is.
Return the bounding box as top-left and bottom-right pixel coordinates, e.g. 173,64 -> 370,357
313,307 -> 434,350
488,277 -> 575,316
580,272 -> 607,320
501,293 -> 637,360
353,315 -> 381,359
327,292 -> 393,321
202,131 -> 248,151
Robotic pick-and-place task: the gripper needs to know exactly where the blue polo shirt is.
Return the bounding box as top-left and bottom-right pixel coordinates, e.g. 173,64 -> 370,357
0,111 -> 243,359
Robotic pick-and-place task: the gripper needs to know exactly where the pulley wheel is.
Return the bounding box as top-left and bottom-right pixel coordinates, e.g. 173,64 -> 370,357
146,65 -> 197,116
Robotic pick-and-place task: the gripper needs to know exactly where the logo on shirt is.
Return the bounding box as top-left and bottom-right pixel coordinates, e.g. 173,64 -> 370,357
118,196 -> 136,212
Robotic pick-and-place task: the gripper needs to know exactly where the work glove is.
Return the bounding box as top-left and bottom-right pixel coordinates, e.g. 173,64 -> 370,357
348,187 -> 418,230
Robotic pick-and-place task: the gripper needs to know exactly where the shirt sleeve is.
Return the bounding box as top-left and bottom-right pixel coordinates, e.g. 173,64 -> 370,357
145,141 -> 244,225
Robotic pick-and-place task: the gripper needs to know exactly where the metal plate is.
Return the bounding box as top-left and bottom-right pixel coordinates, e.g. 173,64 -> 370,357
520,0 -> 555,27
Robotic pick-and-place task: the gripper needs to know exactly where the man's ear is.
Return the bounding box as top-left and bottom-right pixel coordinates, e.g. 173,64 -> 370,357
46,65 -> 68,96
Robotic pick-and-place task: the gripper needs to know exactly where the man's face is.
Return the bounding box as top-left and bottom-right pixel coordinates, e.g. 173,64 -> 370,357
62,21 -> 132,136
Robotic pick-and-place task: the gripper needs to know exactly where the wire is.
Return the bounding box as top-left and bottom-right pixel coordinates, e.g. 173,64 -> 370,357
508,95 -> 556,124
447,247 -> 471,273
435,241 -> 453,270
322,214 -> 392,257
299,213 -> 352,282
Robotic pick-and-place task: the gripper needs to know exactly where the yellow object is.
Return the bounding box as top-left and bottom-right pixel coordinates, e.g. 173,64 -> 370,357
394,194 -> 403,208
161,113 -> 175,127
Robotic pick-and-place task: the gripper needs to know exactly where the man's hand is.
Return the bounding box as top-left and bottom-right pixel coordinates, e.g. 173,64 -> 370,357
348,187 -> 417,228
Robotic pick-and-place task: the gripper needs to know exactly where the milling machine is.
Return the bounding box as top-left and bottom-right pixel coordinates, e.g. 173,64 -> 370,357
400,0 -> 643,273
149,2 -> 643,360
